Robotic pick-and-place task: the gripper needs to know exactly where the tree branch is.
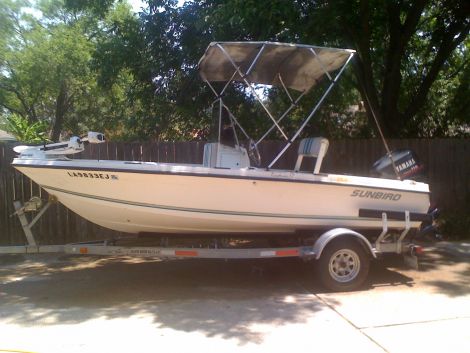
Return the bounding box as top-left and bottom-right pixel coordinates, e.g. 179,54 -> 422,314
445,57 -> 470,80
339,1 -> 385,135
404,21 -> 470,120
0,101 -> 24,117
0,81 -> 34,120
381,0 -> 428,135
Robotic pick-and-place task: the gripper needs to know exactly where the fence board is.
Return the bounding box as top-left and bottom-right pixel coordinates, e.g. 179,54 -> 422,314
0,139 -> 468,245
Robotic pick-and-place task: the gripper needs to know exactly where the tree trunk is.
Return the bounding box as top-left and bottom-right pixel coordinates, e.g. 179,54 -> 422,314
51,81 -> 68,141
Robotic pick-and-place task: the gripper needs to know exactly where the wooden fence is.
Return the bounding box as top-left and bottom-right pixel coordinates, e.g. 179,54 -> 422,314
1,139 -> 469,245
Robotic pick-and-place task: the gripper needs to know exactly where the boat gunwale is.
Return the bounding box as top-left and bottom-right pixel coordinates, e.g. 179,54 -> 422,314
12,158 -> 431,195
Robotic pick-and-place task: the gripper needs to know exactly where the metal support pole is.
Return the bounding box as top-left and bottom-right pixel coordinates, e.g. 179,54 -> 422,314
230,113 -> 240,146
29,201 -> 52,228
224,105 -> 251,140
246,43 -> 266,76
278,74 -> 294,103
13,201 -> 37,246
12,199 -> 52,247
216,43 -> 289,140
218,97 -> 223,143
397,211 -> 411,254
362,89 -> 401,180
310,48 -> 332,81
205,79 -> 251,144
205,79 -> 220,98
256,90 -> 307,146
375,212 -> 388,253
268,52 -> 355,169
220,69 -> 239,96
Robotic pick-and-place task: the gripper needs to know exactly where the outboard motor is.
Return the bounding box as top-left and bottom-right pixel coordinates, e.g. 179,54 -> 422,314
371,149 -> 424,180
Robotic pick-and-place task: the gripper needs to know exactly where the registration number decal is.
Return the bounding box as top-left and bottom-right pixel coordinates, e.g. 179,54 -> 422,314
67,171 -> 119,180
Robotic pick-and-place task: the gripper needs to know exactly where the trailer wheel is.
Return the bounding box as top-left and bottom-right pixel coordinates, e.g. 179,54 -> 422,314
317,239 -> 370,291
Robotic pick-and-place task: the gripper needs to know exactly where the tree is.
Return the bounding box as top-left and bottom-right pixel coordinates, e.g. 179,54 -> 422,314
204,0 -> 470,137
4,0 -> 466,141
4,113 -> 49,143
0,0 -> 142,141
104,0 -> 468,140
113,0 -> 469,139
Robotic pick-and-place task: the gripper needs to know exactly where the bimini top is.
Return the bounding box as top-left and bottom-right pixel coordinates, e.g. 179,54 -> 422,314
198,41 -> 355,92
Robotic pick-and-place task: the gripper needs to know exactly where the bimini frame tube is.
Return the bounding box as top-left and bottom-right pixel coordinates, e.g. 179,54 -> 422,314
215,43 -> 289,141
200,42 -> 356,169
268,52 -> 355,169
204,79 -> 251,143
255,89 -> 308,147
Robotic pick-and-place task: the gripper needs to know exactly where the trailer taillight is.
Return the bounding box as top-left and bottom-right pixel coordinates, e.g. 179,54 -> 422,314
413,245 -> 424,255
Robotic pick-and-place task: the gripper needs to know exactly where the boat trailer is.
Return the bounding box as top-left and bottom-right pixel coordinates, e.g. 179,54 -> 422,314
0,197 -> 423,291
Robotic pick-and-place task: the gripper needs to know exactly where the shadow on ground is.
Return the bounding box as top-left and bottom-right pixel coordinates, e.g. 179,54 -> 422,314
371,248 -> 470,297
1,248 -> 469,343
0,255 -> 329,344
419,249 -> 470,297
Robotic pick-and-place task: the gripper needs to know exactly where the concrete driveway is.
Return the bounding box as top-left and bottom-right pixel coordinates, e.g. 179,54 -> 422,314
0,245 -> 469,353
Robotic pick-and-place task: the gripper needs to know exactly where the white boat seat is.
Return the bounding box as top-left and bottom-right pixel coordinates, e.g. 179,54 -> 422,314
294,137 -> 329,174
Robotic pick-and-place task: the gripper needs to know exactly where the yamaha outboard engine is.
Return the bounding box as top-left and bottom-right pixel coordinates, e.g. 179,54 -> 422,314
371,149 -> 424,180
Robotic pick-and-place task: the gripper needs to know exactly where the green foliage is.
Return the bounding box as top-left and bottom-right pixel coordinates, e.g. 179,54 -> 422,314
106,0 -> 466,141
0,0 -> 468,142
64,0 -> 115,17
4,114 -> 49,143
0,0 -> 143,141
203,0 -> 470,138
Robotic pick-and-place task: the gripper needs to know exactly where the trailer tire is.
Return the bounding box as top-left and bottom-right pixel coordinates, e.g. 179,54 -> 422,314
317,239 -> 370,291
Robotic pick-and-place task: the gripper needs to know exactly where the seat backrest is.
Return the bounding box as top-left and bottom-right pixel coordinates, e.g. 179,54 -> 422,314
295,137 -> 329,173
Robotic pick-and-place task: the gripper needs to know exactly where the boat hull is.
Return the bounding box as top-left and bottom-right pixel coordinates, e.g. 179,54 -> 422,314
13,159 -> 431,234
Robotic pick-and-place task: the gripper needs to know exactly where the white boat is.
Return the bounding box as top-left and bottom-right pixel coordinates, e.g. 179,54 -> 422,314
12,41 -> 431,236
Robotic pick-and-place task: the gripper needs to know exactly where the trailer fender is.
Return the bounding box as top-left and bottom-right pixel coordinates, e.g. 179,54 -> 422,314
313,228 -> 376,260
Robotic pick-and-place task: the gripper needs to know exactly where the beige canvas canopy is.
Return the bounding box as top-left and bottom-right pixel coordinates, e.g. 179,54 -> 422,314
198,41 -> 355,92
198,41 -> 355,168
